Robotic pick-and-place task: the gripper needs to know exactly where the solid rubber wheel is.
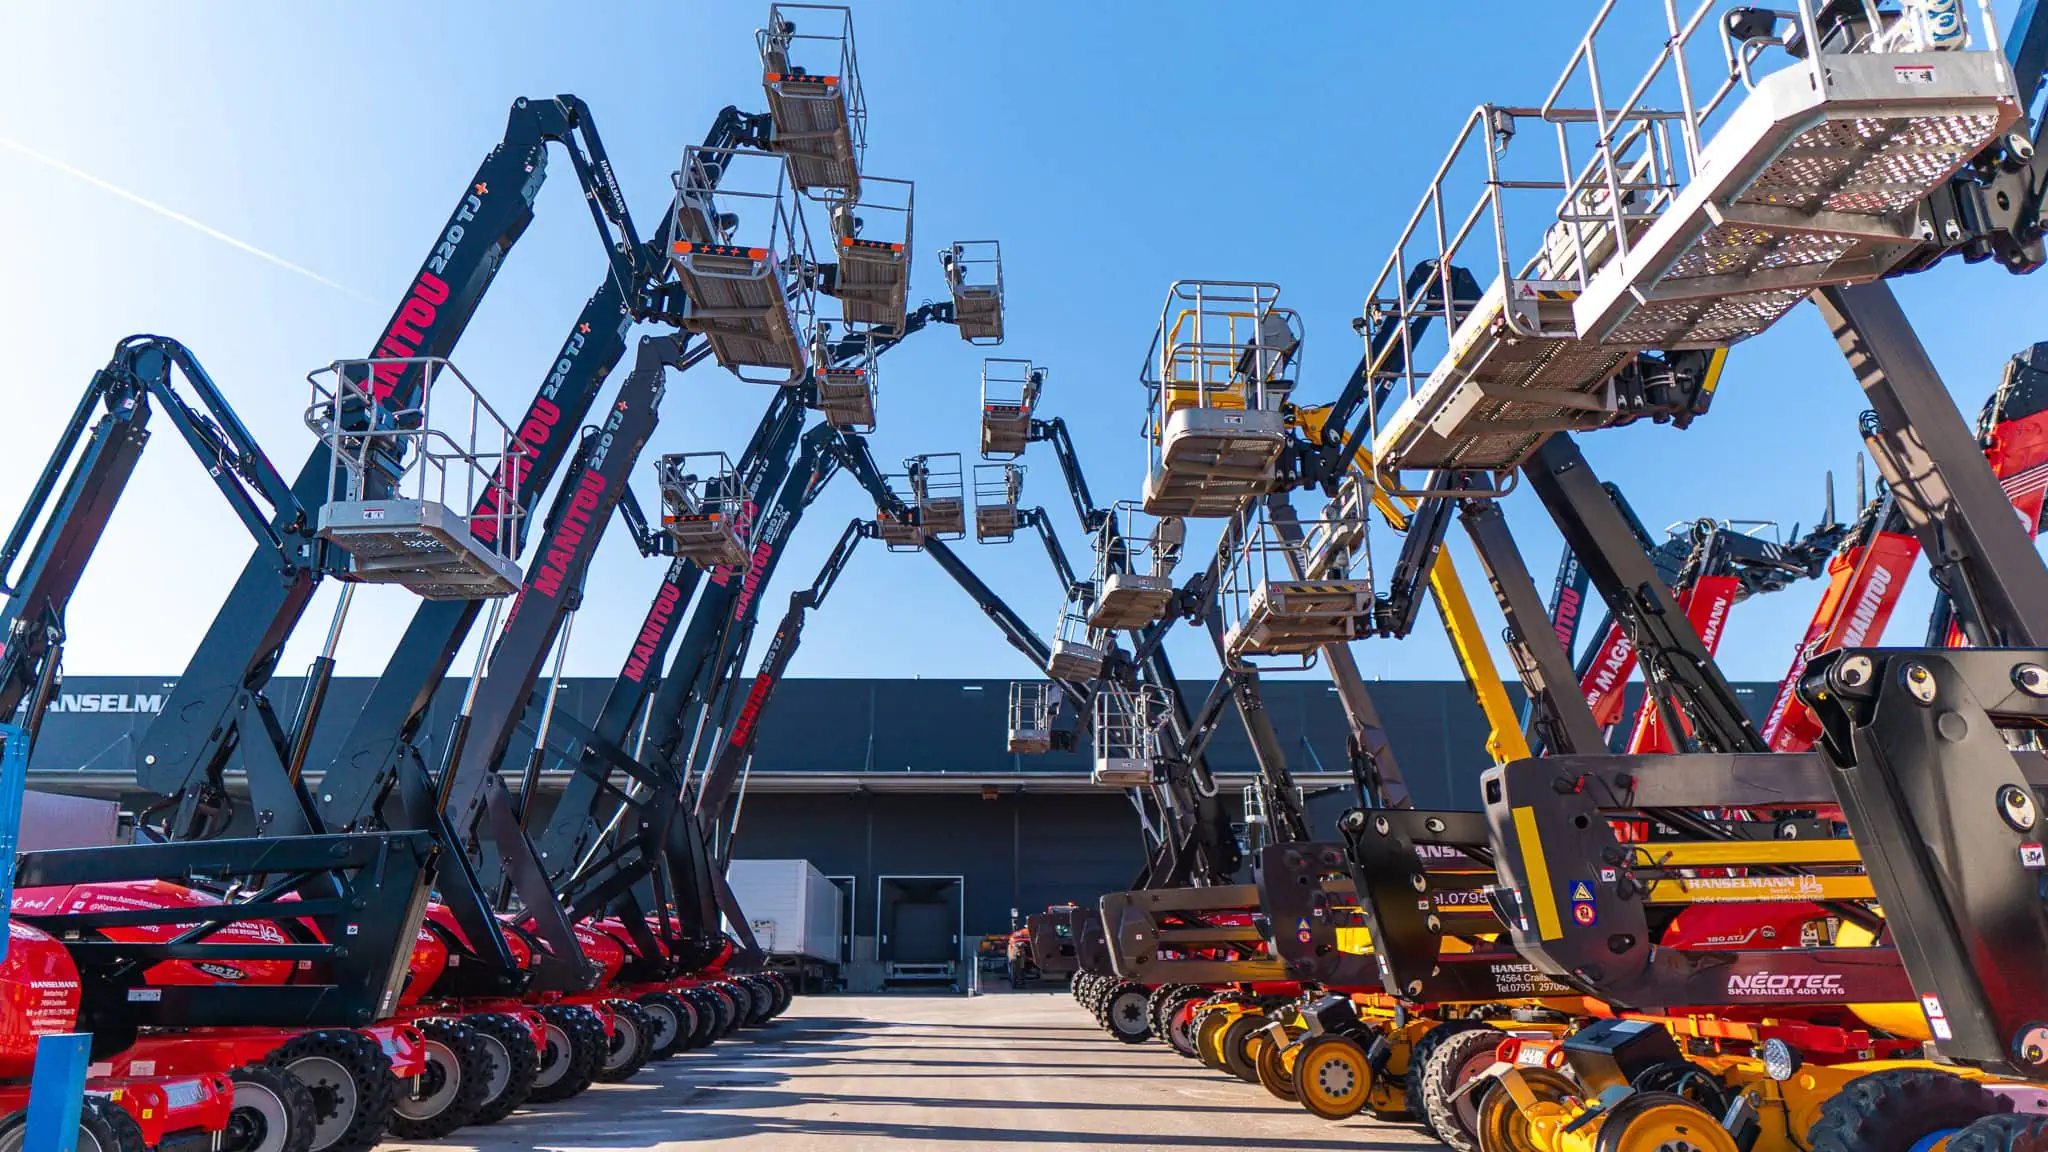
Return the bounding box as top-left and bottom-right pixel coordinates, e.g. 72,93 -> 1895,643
388,1018 -> 492,1140
1420,1025 -> 1504,1151
1146,985 -> 1189,1040
1163,991 -> 1205,1059
596,1000 -> 655,1082
742,979 -> 775,1026
681,988 -> 720,1049
1592,1091 -> 1739,1152
266,1030 -> 395,1152
0,1095 -> 149,1152
464,1012 -> 540,1126
1194,1008 -> 1233,1071
226,1063 -> 316,1152
1478,1069 -> 1577,1152
637,991 -> 692,1060
1807,1068 -> 2011,1152
1294,1032 -> 1374,1121
1219,1012 -> 1270,1084
708,985 -> 741,1038
1104,983 -> 1153,1044
1256,1029 -> 1303,1103
1400,1016 -> 1499,1131
1947,1114 -> 2048,1152
529,1005 -> 605,1103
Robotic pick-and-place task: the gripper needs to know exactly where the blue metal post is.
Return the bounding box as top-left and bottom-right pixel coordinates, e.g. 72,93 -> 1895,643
8,725 -> 90,1150
24,1034 -> 91,1152
0,722 -> 27,966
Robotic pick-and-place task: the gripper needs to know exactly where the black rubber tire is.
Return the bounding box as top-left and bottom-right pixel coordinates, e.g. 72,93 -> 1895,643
226,1062 -> 317,1152
1161,988 -> 1207,1059
741,978 -> 775,1026
1419,1025 -> 1507,1152
265,1030 -> 395,1152
765,974 -> 794,1018
1103,982 -> 1153,1044
1145,985 -> 1179,1038
1407,1020 -> 1497,1142
1591,1092 -> 1728,1152
595,1000 -> 655,1082
1806,1068 -> 2011,1152
716,984 -> 745,1036
464,1012 -> 540,1126
705,985 -> 739,1039
387,1018 -> 492,1140
680,988 -> 720,1049
637,991 -> 693,1060
1219,1012 -> 1271,1083
1194,1007 -> 1232,1071
32,1096 -> 147,1152
529,1005 -> 605,1103
1948,1113 -> 2048,1152
1256,1028 -> 1301,1102
4,1095 -> 153,1152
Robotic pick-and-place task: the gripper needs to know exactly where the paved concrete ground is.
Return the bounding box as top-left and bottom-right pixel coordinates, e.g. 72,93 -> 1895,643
408,992 -> 1447,1151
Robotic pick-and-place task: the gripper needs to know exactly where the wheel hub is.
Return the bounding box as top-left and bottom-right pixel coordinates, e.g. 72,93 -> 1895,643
644,1003 -> 679,1049
605,1015 -> 640,1071
474,1034 -> 513,1102
534,1024 -> 572,1087
286,1055 -> 357,1150
225,1086 -> 286,1152
395,1041 -> 461,1120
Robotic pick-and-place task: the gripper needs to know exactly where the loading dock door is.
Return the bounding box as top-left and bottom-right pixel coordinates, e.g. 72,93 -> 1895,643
877,875 -> 963,988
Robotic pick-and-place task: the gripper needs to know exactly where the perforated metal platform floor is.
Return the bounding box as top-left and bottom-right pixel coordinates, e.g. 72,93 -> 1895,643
411,992 -> 1445,1150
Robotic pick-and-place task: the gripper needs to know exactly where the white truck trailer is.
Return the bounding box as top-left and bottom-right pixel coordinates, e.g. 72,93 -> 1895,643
726,859 -> 843,991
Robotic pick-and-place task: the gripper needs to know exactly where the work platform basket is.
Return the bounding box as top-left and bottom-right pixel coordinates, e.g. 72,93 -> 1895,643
1093,683 -> 1173,788
655,452 -> 753,571
305,356 -> 525,600
671,145 -> 818,385
973,463 -> 1025,544
1363,0 -> 2019,496
1085,502 -> 1180,632
1048,590 -> 1106,683
758,3 -> 866,197
1139,281 -> 1299,517
943,241 -> 1006,345
812,328 -> 877,432
1221,485 -> 1375,667
979,357 -> 1041,460
1007,681 -> 1057,755
826,175 -> 912,333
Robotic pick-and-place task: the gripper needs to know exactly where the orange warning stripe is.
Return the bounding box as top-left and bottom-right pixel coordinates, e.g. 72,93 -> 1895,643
672,241 -> 769,260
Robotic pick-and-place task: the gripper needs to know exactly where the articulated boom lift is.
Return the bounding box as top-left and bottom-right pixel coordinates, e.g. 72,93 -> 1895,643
136,96 -> 661,843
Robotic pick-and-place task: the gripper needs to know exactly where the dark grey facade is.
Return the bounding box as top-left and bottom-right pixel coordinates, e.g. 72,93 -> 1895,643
23,674 -> 1787,963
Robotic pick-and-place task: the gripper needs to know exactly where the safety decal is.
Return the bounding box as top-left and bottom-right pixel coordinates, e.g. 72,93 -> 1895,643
1568,880 -> 1597,927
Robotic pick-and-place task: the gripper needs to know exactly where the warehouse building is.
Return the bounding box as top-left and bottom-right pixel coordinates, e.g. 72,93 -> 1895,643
23,674 -> 1785,989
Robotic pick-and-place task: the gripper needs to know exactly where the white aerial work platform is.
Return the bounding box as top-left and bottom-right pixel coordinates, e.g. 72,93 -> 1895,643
1139,281 -> 1300,517
1365,0 -> 2019,495
305,356 -> 524,600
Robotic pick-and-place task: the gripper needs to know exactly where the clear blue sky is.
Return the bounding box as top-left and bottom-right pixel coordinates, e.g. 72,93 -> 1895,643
3,1 -> 2046,691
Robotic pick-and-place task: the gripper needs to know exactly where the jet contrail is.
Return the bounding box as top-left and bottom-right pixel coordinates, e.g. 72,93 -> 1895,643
0,136 -> 378,305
